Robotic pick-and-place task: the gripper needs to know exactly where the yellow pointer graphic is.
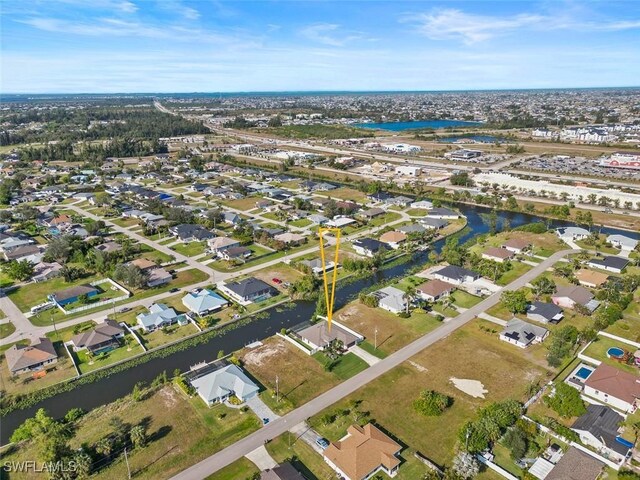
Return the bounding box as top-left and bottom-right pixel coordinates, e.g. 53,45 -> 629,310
318,227 -> 341,332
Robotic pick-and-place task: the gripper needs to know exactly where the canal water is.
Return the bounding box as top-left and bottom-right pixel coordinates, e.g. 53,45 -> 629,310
1,204 -> 638,443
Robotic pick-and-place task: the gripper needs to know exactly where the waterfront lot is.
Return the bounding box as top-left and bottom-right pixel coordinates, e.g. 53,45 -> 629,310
75,340 -> 146,374
141,323 -> 200,350
309,320 -> 552,468
239,337 -> 340,415
470,231 -> 566,258
334,302 -> 442,355
0,385 -> 262,480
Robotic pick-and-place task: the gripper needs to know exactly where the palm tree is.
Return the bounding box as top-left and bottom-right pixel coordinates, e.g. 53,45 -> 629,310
130,425 -> 147,449
404,287 -> 416,314
95,437 -> 113,458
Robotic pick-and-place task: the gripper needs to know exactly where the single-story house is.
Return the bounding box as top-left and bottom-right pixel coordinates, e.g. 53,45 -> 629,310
327,217 -> 357,228
223,212 -> 242,225
526,301 -> 564,324
433,265 -> 480,285
557,227 -> 590,241
426,207 -> 459,219
49,285 -> 99,307
219,277 -> 276,304
359,208 -> 385,220
190,364 -> 259,406
308,214 -> 329,225
545,447 -> 604,480
130,258 -> 157,271
182,289 -> 229,316
379,231 -> 407,249
207,236 -> 241,254
576,269 -> 609,288
586,256 -> 630,274
146,267 -> 172,287
418,217 -> 448,230
70,319 -> 125,354
606,234 -> 638,253
398,223 -> 427,235
274,232 -> 306,246
502,238 -> 532,254
261,463 -> 305,480
323,423 -> 401,480
169,224 -> 214,243
374,286 -> 408,314
571,404 -> 630,462
300,258 -> 337,275
136,303 -> 186,332
410,200 -> 433,209
220,246 -> 252,261
482,247 -> 515,263
583,363 -> 640,413
416,279 -> 456,302
352,238 -> 389,257
500,318 -> 549,348
295,320 -> 363,354
5,338 -> 58,376
94,241 -> 123,254
4,244 -> 40,262
32,261 -> 63,283
552,286 -> 600,312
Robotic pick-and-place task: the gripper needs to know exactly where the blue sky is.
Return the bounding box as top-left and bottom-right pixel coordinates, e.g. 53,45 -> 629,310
2,0 -> 639,93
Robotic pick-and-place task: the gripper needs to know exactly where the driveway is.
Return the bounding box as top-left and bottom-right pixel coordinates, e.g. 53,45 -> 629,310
349,345 -> 381,366
246,395 -> 279,424
245,446 -> 277,471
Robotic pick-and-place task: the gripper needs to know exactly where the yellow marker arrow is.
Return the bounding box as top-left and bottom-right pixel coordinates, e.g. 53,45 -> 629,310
318,227 -> 341,331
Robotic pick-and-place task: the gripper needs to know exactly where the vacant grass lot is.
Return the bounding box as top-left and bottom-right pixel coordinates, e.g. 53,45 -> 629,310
171,241 -> 207,257
288,218 -> 312,228
470,231 -> 566,258
265,432 -> 343,479
324,187 -> 368,203
240,337 -> 340,415
309,320 -> 553,469
335,302 -> 442,355
221,196 -> 263,211
451,290 -> 483,308
76,341 -> 146,374
9,274 -> 104,313
1,385 -> 262,480
140,323 -> 199,350
0,321 -> 16,339
496,262 -> 532,286
207,458 -> 259,480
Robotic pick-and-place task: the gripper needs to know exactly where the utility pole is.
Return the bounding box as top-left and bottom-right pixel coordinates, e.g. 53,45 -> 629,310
275,375 -> 279,403
51,310 -> 58,336
374,326 -> 378,350
124,447 -> 131,479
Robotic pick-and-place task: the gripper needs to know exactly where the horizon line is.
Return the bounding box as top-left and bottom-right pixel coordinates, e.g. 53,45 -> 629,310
2,85 -> 640,97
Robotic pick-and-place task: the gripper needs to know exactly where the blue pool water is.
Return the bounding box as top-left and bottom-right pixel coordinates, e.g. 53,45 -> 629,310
575,367 -> 594,380
608,347 -> 625,357
355,119 -> 482,131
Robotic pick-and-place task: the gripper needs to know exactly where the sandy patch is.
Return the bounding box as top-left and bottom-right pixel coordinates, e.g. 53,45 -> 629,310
159,385 -> 179,407
243,339 -> 287,367
409,361 -> 428,373
450,378 -> 488,399
337,304 -> 360,321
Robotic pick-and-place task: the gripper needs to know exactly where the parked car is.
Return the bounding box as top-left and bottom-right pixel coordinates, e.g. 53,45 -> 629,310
119,306 -> 132,313
272,278 -> 282,284
316,437 -> 329,450
169,287 -> 180,293
262,417 -> 270,425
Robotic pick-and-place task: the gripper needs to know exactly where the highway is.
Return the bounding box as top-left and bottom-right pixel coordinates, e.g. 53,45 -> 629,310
171,248 -> 578,480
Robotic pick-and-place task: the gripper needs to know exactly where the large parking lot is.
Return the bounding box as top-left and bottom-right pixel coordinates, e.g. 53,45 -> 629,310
512,155 -> 640,181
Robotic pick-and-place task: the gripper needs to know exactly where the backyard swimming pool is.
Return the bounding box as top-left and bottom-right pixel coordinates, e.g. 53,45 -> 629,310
608,347 -> 625,358
575,366 -> 594,380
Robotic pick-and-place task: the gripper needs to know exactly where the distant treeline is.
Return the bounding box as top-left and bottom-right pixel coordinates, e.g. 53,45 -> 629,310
18,137 -> 167,162
1,106 -> 207,145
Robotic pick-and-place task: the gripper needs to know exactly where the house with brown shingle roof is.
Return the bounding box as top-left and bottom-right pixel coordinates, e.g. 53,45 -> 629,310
575,269 -> 609,288
323,423 -> 402,480
5,338 -> 58,376
482,247 -> 515,263
416,279 -> 456,302
583,363 -> 640,412
501,238 -> 531,254
379,231 -> 407,249
546,447 -> 604,480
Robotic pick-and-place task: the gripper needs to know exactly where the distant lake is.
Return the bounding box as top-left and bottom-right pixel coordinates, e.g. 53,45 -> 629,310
355,119 -> 482,131
438,135 -> 511,144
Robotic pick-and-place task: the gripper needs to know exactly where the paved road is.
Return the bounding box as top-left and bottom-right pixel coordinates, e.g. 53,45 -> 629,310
171,249 -> 578,480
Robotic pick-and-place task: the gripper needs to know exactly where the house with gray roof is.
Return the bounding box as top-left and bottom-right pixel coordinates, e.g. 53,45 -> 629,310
427,207 -> 459,219
499,318 -> 549,348
182,289 -> 228,316
374,286 -> 408,314
189,363 -> 259,406
218,277 -> 276,305
70,319 -> 125,354
571,404 -> 630,462
294,320 -> 363,354
136,303 -> 187,332
526,301 -> 564,324
586,256 -> 630,274
418,217 -> 449,230
552,286 -> 600,312
607,234 -> 638,253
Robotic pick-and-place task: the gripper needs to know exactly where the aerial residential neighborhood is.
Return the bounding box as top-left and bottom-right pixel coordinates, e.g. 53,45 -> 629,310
1,1 -> 640,480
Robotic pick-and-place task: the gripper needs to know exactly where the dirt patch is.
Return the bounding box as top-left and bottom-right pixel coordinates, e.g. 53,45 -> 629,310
449,378 -> 488,399
243,339 -> 288,368
159,385 -> 179,408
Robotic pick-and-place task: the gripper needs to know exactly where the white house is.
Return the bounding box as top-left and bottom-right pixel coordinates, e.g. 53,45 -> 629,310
374,286 -> 408,314
499,319 -> 548,348
606,234 -> 638,253
583,364 -> 640,413
571,405 -> 630,463
189,364 -> 259,406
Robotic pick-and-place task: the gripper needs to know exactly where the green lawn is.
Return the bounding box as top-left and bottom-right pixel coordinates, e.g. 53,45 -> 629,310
111,217 -> 139,228
406,208 -> 429,217
312,351 -> 368,380
138,245 -> 174,263
496,262 -> 532,286
140,323 -> 199,350
207,458 -> 260,480
369,211 -> 402,227
9,274 -> 103,313
0,321 -> 16,339
289,218 -> 312,228
76,341 -> 145,374
265,432 -> 339,479
451,290 -> 483,309
171,241 -> 208,257
46,321 -> 96,343
582,336 -> 640,375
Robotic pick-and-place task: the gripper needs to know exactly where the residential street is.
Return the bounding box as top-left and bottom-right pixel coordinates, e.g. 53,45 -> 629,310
170,249 -> 578,480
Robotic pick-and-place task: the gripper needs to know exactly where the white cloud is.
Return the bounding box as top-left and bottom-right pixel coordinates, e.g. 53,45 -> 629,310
406,7 -> 640,44
299,23 -> 363,47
